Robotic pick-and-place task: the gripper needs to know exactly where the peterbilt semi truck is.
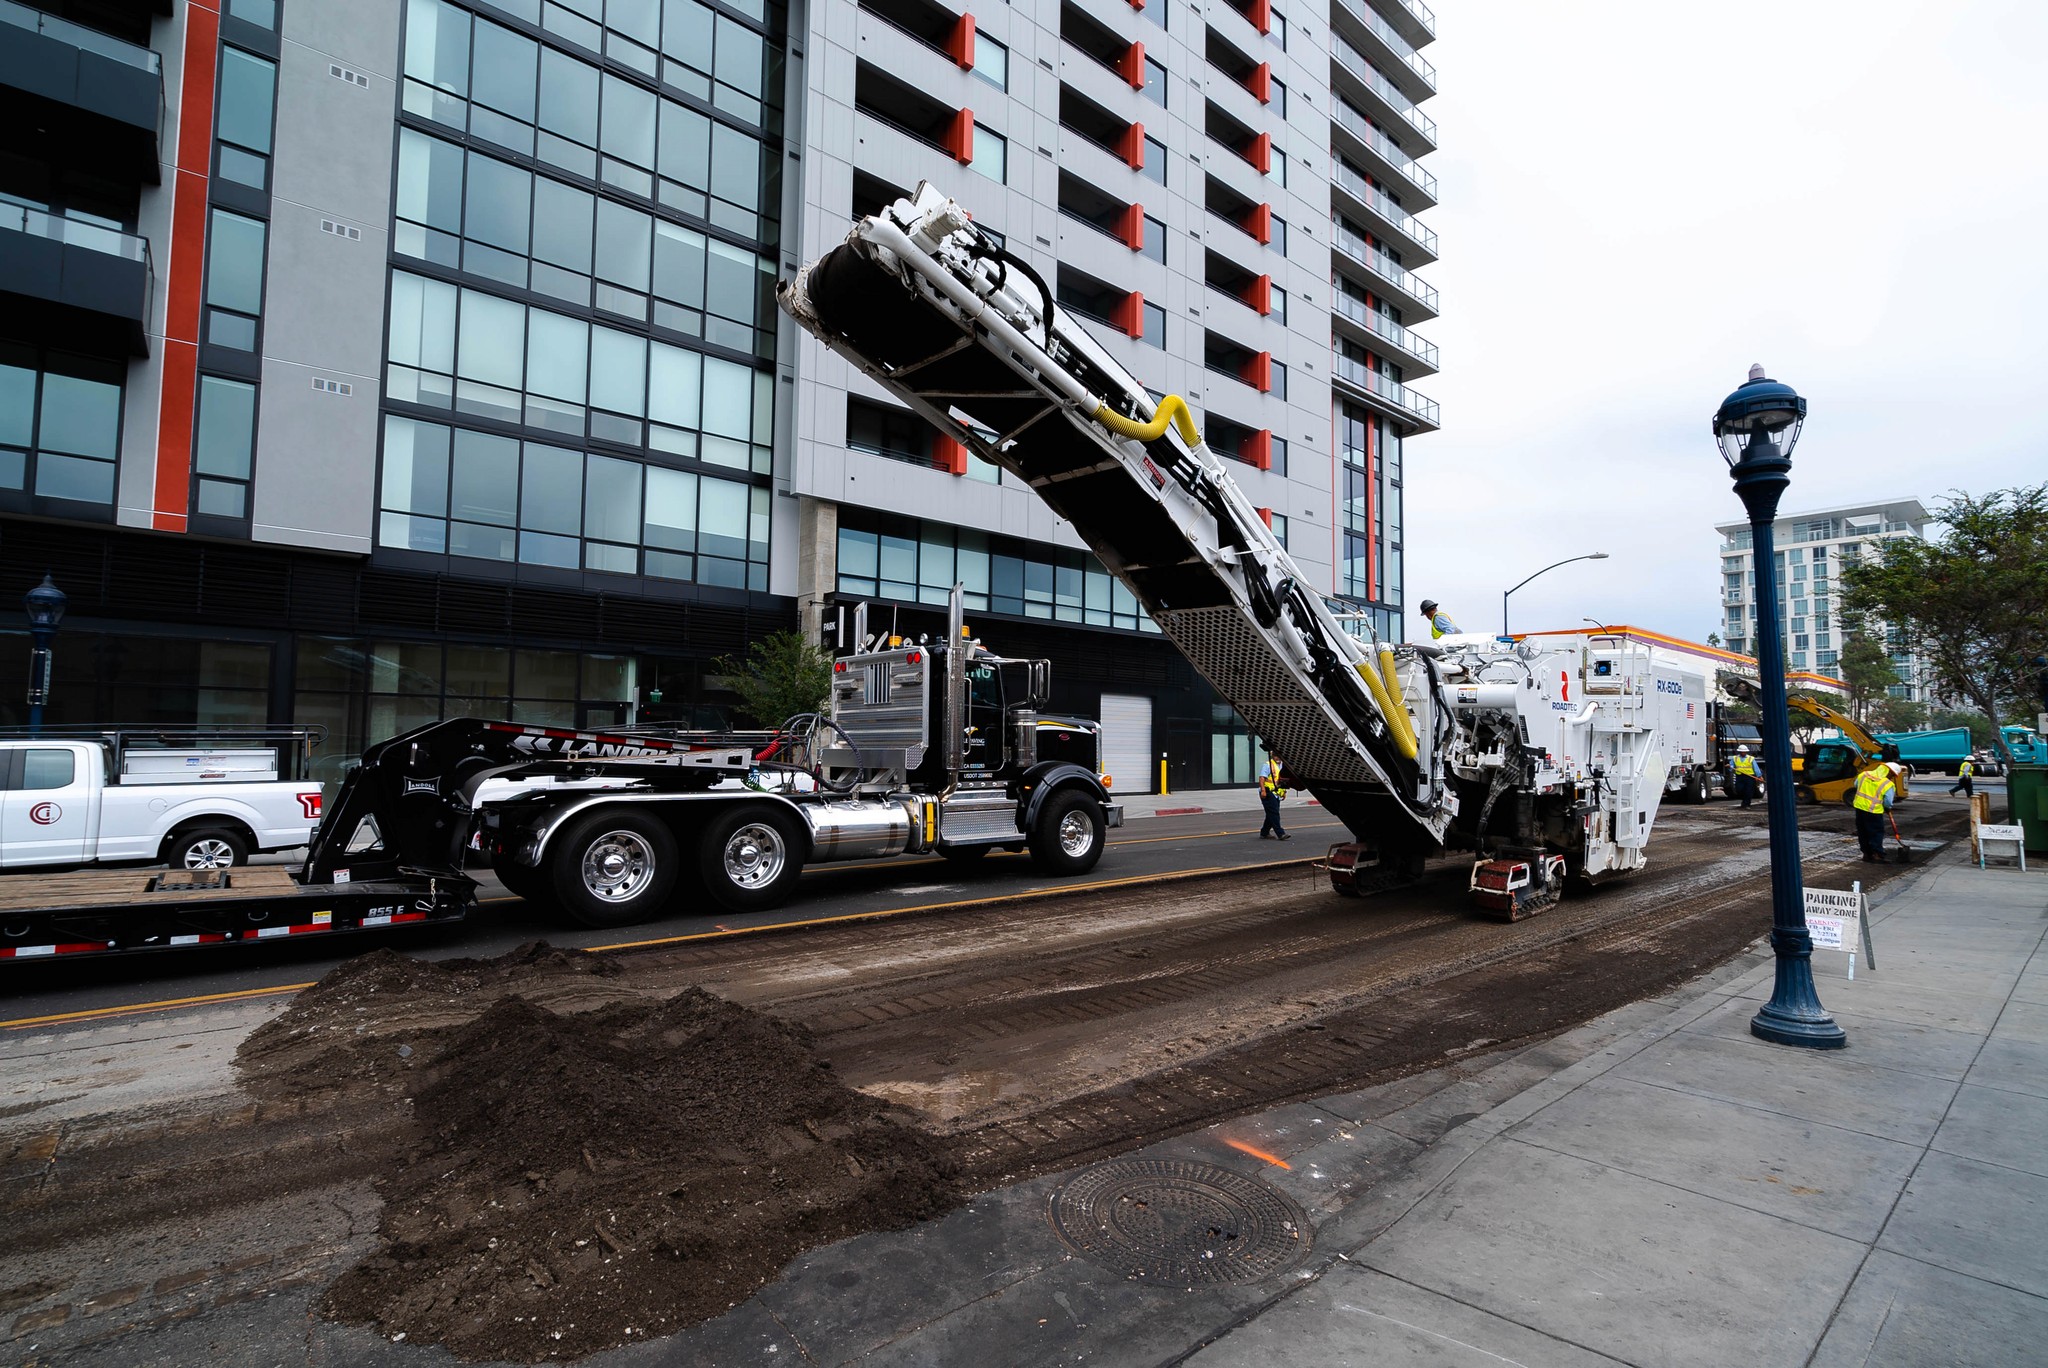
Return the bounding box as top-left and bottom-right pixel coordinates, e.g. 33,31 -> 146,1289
780,183 -> 1704,918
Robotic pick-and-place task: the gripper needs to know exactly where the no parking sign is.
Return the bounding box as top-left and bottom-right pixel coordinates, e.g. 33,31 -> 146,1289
1804,885 -> 1874,976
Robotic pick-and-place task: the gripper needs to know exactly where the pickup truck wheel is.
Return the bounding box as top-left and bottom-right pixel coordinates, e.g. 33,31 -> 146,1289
550,813 -> 678,928
1029,790 -> 1105,874
701,806 -> 805,912
170,827 -> 248,871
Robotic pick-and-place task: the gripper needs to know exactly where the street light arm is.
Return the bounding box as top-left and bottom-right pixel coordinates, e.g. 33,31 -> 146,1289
1502,553 -> 1609,637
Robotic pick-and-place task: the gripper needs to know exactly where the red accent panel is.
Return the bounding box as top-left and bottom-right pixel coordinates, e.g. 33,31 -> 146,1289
1250,61 -> 1271,103
933,434 -> 969,475
1248,131 -> 1271,175
1249,0 -> 1272,34
1113,291 -> 1145,338
1120,203 -> 1145,250
1120,120 -> 1147,169
154,2 -> 224,534
1248,273 -> 1271,315
949,13 -> 975,69
1249,202 -> 1271,244
1255,506 -> 1273,527
1243,351 -> 1272,391
947,108 -> 975,163
1129,0 -> 1144,9
1247,429 -> 1273,470
1121,40 -> 1146,89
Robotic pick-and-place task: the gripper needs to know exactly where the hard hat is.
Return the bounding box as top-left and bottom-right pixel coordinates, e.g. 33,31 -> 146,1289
1419,599 -> 1438,615
1737,744 -> 1750,753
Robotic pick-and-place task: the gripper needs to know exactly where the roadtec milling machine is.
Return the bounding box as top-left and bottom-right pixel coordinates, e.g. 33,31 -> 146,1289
782,184 -> 1706,918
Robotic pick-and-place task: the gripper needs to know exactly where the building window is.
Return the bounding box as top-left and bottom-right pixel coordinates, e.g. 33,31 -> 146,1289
973,34 -> 1009,91
1269,285 -> 1287,324
227,0 -> 278,26
837,516 -> 1158,632
1270,513 -> 1288,548
971,124 -> 1007,184
379,414 -> 769,588
1139,214 -> 1166,264
204,209 -> 268,351
1140,135 -> 1167,186
1269,360 -> 1287,400
1141,56 -> 1167,108
1269,435 -> 1288,477
1266,149 -> 1285,188
1269,75 -> 1286,117
0,349 -> 123,507
386,270 -> 774,468
846,396 -> 934,467
1268,213 -> 1287,255
193,376 -> 257,519
1141,302 -> 1167,349
215,48 -> 277,189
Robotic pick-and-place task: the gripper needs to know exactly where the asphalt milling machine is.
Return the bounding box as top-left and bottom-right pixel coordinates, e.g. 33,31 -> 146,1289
782,183 -> 1708,919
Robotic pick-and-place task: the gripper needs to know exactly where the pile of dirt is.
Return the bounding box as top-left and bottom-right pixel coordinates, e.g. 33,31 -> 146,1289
238,946 -> 960,1362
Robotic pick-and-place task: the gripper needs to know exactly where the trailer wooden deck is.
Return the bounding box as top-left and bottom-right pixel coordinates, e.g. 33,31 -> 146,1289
0,866 -> 300,913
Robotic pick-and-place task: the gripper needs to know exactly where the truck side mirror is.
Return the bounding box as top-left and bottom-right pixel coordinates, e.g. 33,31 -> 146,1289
1028,660 -> 1051,708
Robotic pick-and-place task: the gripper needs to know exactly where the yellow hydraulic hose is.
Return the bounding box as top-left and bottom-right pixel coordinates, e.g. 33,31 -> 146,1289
1353,660 -> 1419,761
1094,393 -> 1202,448
1376,643 -> 1420,755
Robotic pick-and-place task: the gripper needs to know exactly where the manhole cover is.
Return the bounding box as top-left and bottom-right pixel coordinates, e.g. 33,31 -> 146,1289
1047,1157 -> 1310,1285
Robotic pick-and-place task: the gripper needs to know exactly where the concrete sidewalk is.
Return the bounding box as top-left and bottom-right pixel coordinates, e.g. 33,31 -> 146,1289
596,844 -> 2047,1368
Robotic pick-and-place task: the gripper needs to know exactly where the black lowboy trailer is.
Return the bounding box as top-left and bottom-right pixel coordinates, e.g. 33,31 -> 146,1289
1,597 -> 1118,962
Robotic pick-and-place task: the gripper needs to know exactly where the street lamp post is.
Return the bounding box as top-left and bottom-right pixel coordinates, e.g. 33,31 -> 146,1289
23,574 -> 67,735
1714,365 -> 1845,1050
1502,553 -> 1609,637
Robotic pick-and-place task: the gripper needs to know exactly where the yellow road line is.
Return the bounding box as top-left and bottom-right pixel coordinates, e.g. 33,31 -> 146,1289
2,981 -> 313,1030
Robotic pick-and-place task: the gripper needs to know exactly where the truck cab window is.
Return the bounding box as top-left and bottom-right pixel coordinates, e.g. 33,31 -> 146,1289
22,749 -> 76,790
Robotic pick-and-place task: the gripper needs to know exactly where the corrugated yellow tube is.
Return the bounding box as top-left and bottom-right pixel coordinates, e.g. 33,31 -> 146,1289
1377,644 -> 1420,757
1094,394 -> 1202,448
1353,660 -> 1418,761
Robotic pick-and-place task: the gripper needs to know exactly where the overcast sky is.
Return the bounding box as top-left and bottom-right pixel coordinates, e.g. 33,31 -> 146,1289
1405,0 -> 2048,643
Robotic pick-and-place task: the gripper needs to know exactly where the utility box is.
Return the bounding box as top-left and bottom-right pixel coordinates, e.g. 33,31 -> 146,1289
2008,764 -> 2048,854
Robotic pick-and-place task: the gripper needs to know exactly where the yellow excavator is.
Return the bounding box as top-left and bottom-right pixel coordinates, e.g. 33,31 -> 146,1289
1721,680 -> 1909,806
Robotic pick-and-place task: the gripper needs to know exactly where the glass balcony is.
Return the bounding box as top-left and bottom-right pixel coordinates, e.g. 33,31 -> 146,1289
0,201 -> 155,354
0,1 -> 164,178
1331,218 -> 1438,316
0,1 -> 160,75
1333,352 -> 1439,430
1331,0 -> 1436,95
1332,98 -> 1436,204
1332,159 -> 1436,258
1331,290 -> 1438,372
1330,34 -> 1435,146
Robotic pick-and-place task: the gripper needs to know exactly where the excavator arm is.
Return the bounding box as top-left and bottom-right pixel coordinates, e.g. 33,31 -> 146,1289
779,184 -> 1455,868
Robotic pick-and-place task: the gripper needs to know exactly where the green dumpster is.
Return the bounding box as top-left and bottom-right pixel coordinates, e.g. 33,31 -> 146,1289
2009,764 -> 2048,854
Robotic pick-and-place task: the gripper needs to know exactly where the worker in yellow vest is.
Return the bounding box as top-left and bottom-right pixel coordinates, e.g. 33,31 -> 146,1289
1851,765 -> 1898,863
1257,756 -> 1291,840
1418,599 -> 1459,639
1730,745 -> 1759,808
1949,756 -> 1975,799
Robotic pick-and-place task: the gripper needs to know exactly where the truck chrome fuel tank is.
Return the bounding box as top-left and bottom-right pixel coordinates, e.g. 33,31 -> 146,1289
800,799 -> 915,861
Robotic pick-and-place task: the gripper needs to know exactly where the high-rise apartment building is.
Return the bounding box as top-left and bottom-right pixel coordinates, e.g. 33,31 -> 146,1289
0,0 -> 1438,793
1715,498 -> 1931,701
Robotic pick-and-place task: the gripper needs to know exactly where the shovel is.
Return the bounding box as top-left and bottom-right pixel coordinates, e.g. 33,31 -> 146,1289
1888,812 -> 1912,864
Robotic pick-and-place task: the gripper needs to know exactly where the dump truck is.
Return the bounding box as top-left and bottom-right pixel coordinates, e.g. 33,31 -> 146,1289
1873,727 -> 1974,777
781,182 -> 1706,919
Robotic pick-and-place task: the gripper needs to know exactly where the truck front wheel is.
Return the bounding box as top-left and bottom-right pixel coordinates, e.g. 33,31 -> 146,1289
550,812 -> 678,928
169,827 -> 248,871
701,806 -> 805,912
1029,790 -> 1105,875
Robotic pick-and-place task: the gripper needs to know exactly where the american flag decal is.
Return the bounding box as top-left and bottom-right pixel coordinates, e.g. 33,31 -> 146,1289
1686,703 -> 1696,718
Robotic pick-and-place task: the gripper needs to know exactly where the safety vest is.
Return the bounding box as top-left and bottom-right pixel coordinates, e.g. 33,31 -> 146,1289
1959,759 -> 1974,777
1429,612 -> 1459,639
1733,755 -> 1756,778
1260,772 -> 1286,799
1852,766 -> 1895,814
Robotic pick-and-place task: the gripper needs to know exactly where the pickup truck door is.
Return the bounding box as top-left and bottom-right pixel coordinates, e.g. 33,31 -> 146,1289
0,745 -> 94,867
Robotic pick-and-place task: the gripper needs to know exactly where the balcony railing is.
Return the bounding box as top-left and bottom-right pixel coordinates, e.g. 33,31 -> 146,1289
1334,353 -> 1439,427
1332,218 -> 1438,312
1332,159 -> 1436,255
1332,99 -> 1436,201
1399,0 -> 1437,37
1330,34 -> 1435,143
0,0 -> 161,73
2,200 -> 152,263
1331,289 -> 1438,369
1333,0 -> 1436,91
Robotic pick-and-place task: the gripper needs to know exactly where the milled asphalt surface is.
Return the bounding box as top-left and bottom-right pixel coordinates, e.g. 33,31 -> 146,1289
11,800 -> 2045,1366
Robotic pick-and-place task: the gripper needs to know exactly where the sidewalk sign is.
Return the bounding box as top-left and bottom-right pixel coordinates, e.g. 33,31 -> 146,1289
1804,883 -> 1873,979
1978,823 -> 2028,871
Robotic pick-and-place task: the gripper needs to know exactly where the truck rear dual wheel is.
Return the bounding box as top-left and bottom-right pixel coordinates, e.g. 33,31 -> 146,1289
1028,791 -> 1105,875
701,805 -> 806,912
550,812 -> 679,929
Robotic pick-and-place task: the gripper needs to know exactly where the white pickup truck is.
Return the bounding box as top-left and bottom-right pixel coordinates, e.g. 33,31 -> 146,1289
0,731 -> 325,871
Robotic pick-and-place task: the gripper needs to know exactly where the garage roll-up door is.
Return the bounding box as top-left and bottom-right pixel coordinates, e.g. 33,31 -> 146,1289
1098,693 -> 1154,796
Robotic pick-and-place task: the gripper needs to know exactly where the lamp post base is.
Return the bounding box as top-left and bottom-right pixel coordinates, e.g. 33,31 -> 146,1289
1750,1001 -> 1848,1049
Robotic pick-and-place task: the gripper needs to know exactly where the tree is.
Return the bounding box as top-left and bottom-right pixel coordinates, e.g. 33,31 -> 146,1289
1707,632 -> 1722,648
1837,631 -> 1899,724
1840,484 -> 2048,761
711,631 -> 833,729
1864,695 -> 1928,733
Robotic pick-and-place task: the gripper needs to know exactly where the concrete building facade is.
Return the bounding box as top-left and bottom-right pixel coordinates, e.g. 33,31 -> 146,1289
0,0 -> 1440,793
1715,497 -> 1932,703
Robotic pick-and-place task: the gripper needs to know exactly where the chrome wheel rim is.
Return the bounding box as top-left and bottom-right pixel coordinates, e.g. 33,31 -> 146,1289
184,839 -> 237,870
581,830 -> 656,902
724,823 -> 787,890
1058,810 -> 1094,858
